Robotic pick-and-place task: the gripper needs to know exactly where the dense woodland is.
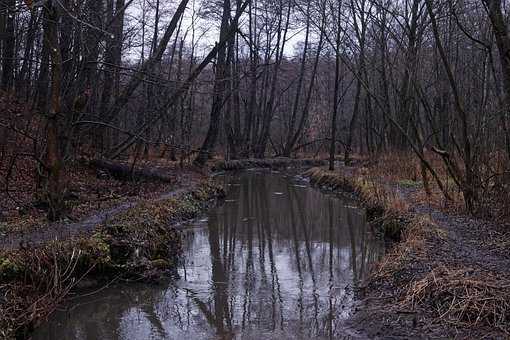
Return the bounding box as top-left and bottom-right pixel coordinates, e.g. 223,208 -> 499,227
1,0 -> 510,220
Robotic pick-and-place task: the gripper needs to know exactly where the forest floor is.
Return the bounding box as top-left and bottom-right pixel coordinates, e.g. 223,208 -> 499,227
305,159 -> 510,339
0,159 -> 206,249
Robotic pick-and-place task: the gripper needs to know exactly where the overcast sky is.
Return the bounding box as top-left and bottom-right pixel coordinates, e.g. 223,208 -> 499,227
124,0 -> 307,61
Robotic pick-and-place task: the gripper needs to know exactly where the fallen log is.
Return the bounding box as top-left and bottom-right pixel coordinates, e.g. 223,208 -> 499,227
90,159 -> 176,183
211,157 -> 327,171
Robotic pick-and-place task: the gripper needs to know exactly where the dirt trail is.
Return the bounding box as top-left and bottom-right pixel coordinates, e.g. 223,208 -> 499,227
352,174 -> 510,338
0,184 -> 194,251
409,192 -> 510,274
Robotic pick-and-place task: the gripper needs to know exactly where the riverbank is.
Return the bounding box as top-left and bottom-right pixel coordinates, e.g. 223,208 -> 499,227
0,156 -> 326,339
30,166 -> 382,340
0,159 -> 204,243
4,156 -> 509,339
305,165 -> 510,338
0,177 -> 224,339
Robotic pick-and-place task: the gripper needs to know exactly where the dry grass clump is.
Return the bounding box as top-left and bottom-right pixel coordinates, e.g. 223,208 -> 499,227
366,151 -> 510,222
365,152 -> 466,211
372,215 -> 444,280
110,180 -> 223,229
368,213 -> 510,334
305,167 -> 408,214
305,167 -> 359,192
0,240 -> 105,338
403,266 -> 510,332
101,181 -> 223,268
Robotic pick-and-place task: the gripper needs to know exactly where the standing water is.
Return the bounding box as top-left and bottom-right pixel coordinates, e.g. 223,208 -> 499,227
33,171 -> 383,339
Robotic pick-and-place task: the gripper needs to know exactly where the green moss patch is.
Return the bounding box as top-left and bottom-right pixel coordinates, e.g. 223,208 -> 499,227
398,179 -> 422,188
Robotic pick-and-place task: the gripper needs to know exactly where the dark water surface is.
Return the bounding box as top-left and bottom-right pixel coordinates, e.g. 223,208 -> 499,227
33,171 -> 383,340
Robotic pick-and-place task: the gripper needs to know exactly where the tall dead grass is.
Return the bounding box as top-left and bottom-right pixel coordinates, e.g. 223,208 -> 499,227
404,266 -> 510,333
370,214 -> 510,334
371,215 -> 445,280
367,151 -> 510,221
0,243 -> 96,338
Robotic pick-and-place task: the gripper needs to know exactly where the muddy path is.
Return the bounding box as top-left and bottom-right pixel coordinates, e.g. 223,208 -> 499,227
339,167 -> 510,339
393,182 -> 510,277
0,183 -> 195,251
414,202 -> 510,271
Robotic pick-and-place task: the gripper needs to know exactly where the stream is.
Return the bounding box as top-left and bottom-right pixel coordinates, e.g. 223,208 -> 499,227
33,170 -> 383,339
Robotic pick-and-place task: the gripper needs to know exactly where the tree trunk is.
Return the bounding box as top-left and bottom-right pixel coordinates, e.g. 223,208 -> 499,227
17,9 -> 39,97
103,0 -> 189,126
283,1 -> 311,157
42,0 -> 64,221
242,0 -> 258,157
484,0 -> 510,163
1,0 -> 15,90
286,6 -> 325,157
344,0 -> 368,165
329,0 -> 343,171
194,0 -> 232,166
253,0 -> 290,158
100,0 -> 126,151
425,0 -> 475,211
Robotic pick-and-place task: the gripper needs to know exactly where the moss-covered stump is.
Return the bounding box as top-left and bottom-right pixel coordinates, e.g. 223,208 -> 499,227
212,157 -> 326,171
0,180 -> 224,340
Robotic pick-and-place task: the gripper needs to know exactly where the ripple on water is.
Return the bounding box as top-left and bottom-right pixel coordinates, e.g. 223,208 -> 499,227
33,171 -> 383,340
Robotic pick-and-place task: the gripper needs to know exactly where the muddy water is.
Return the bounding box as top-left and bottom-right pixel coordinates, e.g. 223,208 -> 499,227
33,171 -> 383,340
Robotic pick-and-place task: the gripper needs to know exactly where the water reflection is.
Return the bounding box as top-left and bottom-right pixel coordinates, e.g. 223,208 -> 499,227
34,171 -> 382,340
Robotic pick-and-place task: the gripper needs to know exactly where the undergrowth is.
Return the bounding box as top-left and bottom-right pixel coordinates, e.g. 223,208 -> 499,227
0,180 -> 224,339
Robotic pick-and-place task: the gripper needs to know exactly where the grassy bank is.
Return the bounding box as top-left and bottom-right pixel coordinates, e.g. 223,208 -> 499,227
0,180 -> 224,339
304,167 -> 409,240
304,166 -> 510,338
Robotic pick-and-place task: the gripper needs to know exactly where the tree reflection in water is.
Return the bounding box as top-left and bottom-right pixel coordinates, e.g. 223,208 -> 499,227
34,171 -> 383,340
